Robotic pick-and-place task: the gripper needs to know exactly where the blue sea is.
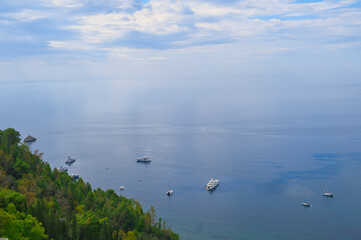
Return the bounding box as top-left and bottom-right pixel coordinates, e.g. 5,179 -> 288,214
1,78 -> 361,239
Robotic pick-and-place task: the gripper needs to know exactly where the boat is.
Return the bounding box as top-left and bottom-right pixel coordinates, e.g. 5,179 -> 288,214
58,166 -> 68,172
302,202 -> 311,207
323,185 -> 334,197
70,174 -> 79,180
24,135 -> 36,143
120,186 -> 125,190
136,156 -> 152,162
166,180 -> 173,196
323,190 -> 334,197
65,156 -> 76,165
205,178 -> 219,191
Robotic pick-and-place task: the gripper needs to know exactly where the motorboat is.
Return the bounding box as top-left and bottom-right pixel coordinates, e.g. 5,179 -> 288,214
120,186 -> 125,190
65,156 -> 76,165
58,166 -> 68,172
302,202 -> 311,207
166,180 -> 173,196
205,178 -> 219,191
136,156 -> 151,162
70,174 -> 79,180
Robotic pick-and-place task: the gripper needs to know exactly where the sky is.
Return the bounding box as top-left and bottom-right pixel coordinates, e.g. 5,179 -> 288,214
0,0 -> 361,82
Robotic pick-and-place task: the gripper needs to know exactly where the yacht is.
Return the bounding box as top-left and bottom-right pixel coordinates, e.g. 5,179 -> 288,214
120,186 -> 125,190
323,185 -> 334,197
136,156 -> 152,162
58,166 -> 68,172
205,178 -> 219,191
323,190 -> 334,198
302,202 -> 311,207
65,156 -> 76,165
70,174 -> 79,180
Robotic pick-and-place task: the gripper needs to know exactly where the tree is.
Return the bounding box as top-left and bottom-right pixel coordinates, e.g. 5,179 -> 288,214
0,204 -> 47,240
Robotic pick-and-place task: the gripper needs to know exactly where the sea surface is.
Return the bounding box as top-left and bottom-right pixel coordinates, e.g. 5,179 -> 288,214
1,78 -> 361,239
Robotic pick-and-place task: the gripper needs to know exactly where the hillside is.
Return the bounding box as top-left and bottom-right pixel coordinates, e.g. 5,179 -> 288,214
0,128 -> 179,240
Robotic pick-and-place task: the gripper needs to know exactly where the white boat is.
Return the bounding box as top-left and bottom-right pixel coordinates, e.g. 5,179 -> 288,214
58,166 -> 68,172
70,174 -> 79,180
205,178 -> 219,191
136,156 -> 152,162
166,180 -> 173,196
120,186 -> 125,190
323,185 -> 334,197
323,190 -> 334,198
302,202 -> 311,207
65,156 -> 76,165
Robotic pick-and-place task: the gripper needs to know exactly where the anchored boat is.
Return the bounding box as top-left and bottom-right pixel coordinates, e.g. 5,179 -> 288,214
65,156 -> 76,165
136,156 -> 152,162
302,202 -> 311,207
205,178 -> 219,191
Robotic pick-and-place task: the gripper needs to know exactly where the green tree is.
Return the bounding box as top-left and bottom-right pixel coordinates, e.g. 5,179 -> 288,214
0,204 -> 47,240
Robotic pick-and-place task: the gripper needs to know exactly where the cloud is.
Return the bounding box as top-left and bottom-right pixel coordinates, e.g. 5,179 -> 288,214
4,9 -> 53,22
1,0 -> 361,60
48,0 -> 84,8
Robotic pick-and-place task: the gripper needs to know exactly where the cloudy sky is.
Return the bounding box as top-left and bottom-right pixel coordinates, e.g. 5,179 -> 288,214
1,0 -> 361,81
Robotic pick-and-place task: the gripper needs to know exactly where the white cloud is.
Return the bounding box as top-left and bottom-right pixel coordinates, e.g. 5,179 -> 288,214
2,0 -> 361,61
4,9 -> 52,22
47,40 -> 94,50
57,0 -> 360,49
50,0 -> 84,8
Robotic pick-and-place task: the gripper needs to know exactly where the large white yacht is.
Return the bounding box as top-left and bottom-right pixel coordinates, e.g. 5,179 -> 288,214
136,156 -> 152,162
205,178 -> 219,191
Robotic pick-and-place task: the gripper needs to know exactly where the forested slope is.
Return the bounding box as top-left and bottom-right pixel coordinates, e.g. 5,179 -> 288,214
0,128 -> 179,240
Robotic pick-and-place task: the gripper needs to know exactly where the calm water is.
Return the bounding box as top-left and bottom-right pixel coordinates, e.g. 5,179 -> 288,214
1,79 -> 361,239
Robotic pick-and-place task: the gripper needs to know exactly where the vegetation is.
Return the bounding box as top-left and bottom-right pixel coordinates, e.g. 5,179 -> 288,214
0,128 -> 179,240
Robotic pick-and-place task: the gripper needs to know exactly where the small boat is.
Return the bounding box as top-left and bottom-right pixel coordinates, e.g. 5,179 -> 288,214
205,178 -> 219,191
70,174 -> 79,180
323,190 -> 334,198
323,185 -> 334,197
166,180 -> 173,196
136,156 -> 152,162
65,156 -> 76,165
120,186 -> 125,190
302,202 -> 311,207
58,166 -> 68,172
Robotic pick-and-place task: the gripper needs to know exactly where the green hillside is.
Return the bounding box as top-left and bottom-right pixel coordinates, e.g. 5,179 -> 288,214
0,128 -> 179,240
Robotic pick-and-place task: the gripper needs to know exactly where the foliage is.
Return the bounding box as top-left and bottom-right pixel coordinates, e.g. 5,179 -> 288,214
0,128 -> 179,240
0,203 -> 47,240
